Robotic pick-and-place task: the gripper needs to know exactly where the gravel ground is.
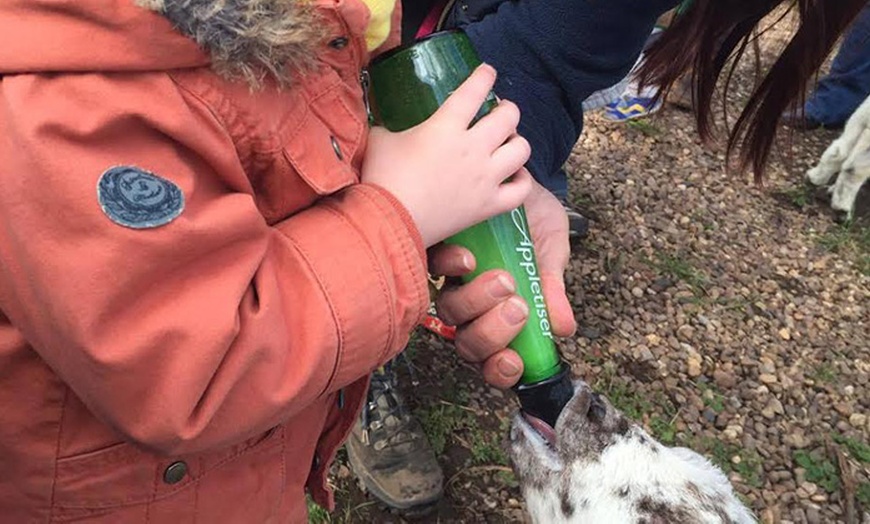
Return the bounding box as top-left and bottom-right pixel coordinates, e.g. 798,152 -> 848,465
316,14 -> 870,524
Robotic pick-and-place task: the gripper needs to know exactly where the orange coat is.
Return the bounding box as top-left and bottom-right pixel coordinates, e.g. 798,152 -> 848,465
0,1 -> 427,522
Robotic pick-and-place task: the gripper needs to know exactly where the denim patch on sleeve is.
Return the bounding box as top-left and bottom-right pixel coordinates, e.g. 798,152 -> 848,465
97,166 -> 185,229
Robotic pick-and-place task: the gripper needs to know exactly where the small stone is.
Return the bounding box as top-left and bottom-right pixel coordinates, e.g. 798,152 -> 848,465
703,408 -> 717,423
806,507 -> 821,524
489,387 -> 505,399
849,413 -> 867,428
677,324 -> 696,342
784,431 -> 809,449
651,277 -> 673,292
581,327 -> 601,340
631,286 -> 644,298
770,470 -> 792,482
795,468 -> 806,485
638,346 -> 655,362
759,373 -> 777,384
800,481 -> 818,497
759,357 -> 776,375
337,465 -> 350,479
687,357 -> 703,378
834,402 -> 853,417
714,369 -> 738,389
646,333 -> 662,346
844,385 -> 855,396
779,327 -> 791,340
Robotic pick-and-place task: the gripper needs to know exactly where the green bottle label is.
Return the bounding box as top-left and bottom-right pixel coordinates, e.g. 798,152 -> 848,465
510,208 -> 553,340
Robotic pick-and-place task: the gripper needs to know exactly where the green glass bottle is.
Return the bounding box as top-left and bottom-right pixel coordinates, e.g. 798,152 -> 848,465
367,31 -> 573,426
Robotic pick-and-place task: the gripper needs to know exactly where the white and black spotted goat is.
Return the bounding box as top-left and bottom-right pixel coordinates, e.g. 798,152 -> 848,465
509,381 -> 756,524
807,93 -> 870,219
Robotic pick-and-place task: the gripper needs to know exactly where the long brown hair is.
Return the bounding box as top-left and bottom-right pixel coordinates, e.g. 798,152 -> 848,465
638,0 -> 867,181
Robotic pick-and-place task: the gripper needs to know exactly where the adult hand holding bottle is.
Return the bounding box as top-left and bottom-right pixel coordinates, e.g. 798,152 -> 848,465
431,179 -> 576,389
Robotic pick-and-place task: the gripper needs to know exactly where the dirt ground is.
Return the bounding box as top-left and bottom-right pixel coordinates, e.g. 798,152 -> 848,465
312,14 -> 870,524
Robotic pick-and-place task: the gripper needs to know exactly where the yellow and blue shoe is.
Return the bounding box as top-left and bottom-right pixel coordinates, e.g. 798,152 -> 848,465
603,95 -> 663,122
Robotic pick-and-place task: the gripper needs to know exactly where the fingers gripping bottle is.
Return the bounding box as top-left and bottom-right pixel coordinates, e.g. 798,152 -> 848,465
367,30 -> 573,427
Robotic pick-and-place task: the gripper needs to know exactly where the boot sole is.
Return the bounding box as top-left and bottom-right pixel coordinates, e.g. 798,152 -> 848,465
347,445 -> 443,515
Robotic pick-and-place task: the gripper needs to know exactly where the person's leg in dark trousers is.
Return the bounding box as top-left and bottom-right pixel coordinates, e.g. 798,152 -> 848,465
807,3 -> 870,127
785,2 -> 870,129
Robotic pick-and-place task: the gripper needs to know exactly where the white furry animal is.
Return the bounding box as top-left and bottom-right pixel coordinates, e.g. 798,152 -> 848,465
510,382 -> 756,524
807,94 -> 870,218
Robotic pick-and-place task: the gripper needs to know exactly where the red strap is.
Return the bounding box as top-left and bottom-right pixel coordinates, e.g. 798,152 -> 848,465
415,0 -> 451,39
421,314 -> 457,340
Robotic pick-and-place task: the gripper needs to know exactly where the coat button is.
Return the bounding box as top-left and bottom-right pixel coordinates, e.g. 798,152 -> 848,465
330,136 -> 343,160
163,461 -> 188,484
328,37 -> 349,49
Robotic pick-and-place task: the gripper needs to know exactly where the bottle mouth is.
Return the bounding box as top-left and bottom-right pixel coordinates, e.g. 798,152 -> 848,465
513,363 -> 573,428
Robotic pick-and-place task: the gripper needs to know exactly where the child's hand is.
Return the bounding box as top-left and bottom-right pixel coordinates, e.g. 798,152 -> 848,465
362,64 -> 533,247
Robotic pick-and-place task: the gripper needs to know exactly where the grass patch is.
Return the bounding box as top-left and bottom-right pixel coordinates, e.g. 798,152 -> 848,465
596,365 -> 678,445
858,482 -> 870,507
810,363 -> 837,384
833,434 -> 870,463
309,495 -> 374,523
496,469 -> 520,489
732,450 -> 765,489
468,426 -> 509,466
697,381 -> 726,414
817,220 -> 870,276
776,185 -> 814,209
627,118 -> 661,137
696,438 -> 764,488
415,389 -> 508,467
642,251 -> 708,294
570,192 -> 594,209
307,496 -> 332,523
794,450 -> 839,493
417,401 -> 465,457
648,414 -> 678,446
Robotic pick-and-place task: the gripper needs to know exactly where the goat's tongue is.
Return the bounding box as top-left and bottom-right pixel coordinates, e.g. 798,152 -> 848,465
522,412 -> 556,447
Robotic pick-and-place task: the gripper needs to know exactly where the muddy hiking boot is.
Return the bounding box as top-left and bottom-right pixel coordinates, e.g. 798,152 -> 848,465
346,363 -> 444,513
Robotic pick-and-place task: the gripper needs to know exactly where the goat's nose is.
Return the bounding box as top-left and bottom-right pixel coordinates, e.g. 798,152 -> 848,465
587,393 -> 607,422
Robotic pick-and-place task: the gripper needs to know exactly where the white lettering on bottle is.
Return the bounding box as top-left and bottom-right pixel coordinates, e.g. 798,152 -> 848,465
511,209 -> 553,339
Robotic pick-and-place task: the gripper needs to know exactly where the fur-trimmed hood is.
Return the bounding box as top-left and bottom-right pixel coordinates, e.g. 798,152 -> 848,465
137,0 -> 323,83
0,0 -> 324,82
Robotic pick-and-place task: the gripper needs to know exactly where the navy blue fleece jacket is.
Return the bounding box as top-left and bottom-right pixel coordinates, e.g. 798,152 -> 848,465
404,0 -> 679,195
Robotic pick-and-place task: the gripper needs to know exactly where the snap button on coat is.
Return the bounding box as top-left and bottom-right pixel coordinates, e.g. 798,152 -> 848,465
163,461 -> 188,484
328,37 -> 349,49
330,136 -> 343,160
